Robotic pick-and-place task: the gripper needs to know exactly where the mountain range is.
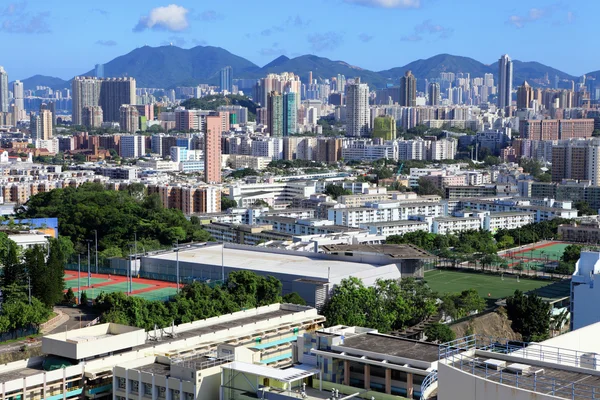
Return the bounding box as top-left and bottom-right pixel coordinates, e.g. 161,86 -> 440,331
12,45 -> 593,91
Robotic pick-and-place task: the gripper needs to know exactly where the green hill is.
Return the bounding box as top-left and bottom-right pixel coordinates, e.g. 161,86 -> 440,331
11,75 -> 69,91
17,46 -> 580,90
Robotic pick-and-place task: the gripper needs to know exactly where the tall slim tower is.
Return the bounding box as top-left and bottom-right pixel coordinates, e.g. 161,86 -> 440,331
220,66 -> 233,93
283,92 -> 297,136
428,82 -> 440,106
40,109 -> 53,140
498,54 -> 513,109
400,70 -> 417,107
204,115 -> 222,184
345,79 -> 370,137
12,80 -> 23,119
267,91 -> 283,137
0,66 -> 8,113
95,64 -> 105,78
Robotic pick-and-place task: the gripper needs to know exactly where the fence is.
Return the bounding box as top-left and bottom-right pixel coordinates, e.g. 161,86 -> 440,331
0,325 -> 38,343
438,334 -> 600,399
65,263 -> 224,287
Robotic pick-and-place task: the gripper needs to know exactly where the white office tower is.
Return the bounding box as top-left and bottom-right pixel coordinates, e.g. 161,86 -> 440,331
571,251 -> 600,330
498,54 -> 513,110
0,67 -> 8,113
345,79 -> 370,137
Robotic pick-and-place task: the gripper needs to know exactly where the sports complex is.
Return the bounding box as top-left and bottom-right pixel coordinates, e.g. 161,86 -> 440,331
425,240 -> 574,306
498,241 -> 571,270
64,272 -> 179,301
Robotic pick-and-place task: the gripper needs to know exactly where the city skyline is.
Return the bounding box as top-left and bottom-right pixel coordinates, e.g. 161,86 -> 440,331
0,0 -> 595,80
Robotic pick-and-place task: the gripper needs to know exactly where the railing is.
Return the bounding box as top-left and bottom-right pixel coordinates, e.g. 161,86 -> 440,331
171,351 -> 234,370
439,334 -> 600,370
445,351 -> 600,399
419,370 -> 438,400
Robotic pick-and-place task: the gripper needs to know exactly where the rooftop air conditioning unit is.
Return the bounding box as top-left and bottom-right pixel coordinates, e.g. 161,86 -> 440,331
580,352 -> 600,370
506,363 -> 532,376
484,359 -> 507,370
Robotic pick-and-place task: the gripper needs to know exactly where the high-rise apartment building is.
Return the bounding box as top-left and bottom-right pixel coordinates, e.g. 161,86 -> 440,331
29,112 -> 40,140
120,105 -> 140,134
551,139 -> 600,185
345,80 -> 370,137
428,83 -> 440,106
204,115 -> 222,184
523,119 -> 594,141
400,70 -> 417,107
72,77 -> 136,125
372,116 -> 396,141
82,106 -> 103,128
498,54 -> 513,109
95,64 -> 104,78
72,77 -> 101,126
256,73 -> 301,108
39,109 -> 53,140
267,91 -> 283,137
283,93 -> 297,136
119,135 -> 145,158
0,66 -> 8,113
517,81 -> 534,109
100,78 -> 136,122
220,66 -> 233,93
12,80 -> 23,110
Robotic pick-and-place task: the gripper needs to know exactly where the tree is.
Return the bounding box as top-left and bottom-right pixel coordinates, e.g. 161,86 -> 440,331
0,235 -> 24,288
80,291 -> 88,306
253,199 -> 269,208
506,290 -> 551,341
282,292 -> 307,305
221,197 -> 238,210
323,184 -> 352,199
416,177 -> 444,197
64,288 -> 76,304
424,323 -> 455,343
575,201 -> 598,216
321,277 -> 373,328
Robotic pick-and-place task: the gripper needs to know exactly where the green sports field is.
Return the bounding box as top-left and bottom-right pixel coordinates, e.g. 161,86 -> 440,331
424,269 -> 552,303
509,243 -> 570,260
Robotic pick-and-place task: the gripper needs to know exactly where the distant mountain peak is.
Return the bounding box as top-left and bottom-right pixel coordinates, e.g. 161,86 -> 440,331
17,46 -> 579,90
263,55 -> 290,69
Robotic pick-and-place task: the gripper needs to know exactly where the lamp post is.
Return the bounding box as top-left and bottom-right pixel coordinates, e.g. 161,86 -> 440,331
94,229 -> 98,274
87,240 -> 91,287
78,254 -> 81,304
174,240 -> 179,293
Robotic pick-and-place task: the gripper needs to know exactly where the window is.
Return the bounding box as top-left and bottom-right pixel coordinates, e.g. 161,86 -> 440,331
185,392 -> 194,400
131,380 -> 139,394
144,383 -> 153,396
158,387 -> 166,398
118,378 -> 126,390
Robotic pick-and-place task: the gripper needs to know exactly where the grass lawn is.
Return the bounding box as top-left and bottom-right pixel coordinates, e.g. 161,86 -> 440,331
424,269 -> 552,306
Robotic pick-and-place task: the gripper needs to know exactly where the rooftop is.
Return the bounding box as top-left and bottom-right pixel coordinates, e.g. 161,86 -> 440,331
145,244 -> 389,279
320,244 -> 435,260
340,333 -> 440,363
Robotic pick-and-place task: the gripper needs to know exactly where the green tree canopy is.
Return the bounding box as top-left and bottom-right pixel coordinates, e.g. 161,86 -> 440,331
506,290 -> 551,342
424,323 -> 455,343
323,184 -> 352,199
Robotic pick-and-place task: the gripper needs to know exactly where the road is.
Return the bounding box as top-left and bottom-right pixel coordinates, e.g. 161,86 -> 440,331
47,306 -> 99,333
0,306 -> 98,355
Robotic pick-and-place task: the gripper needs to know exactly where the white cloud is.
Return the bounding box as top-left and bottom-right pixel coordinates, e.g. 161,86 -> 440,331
134,4 -> 189,32
343,0 -> 421,9
401,20 -> 453,41
507,3 -> 572,28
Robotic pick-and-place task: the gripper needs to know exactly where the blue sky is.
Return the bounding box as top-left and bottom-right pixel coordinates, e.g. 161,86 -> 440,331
0,0 -> 596,80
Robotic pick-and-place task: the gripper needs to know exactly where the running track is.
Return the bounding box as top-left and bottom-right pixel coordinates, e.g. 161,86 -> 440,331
64,272 -> 178,296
